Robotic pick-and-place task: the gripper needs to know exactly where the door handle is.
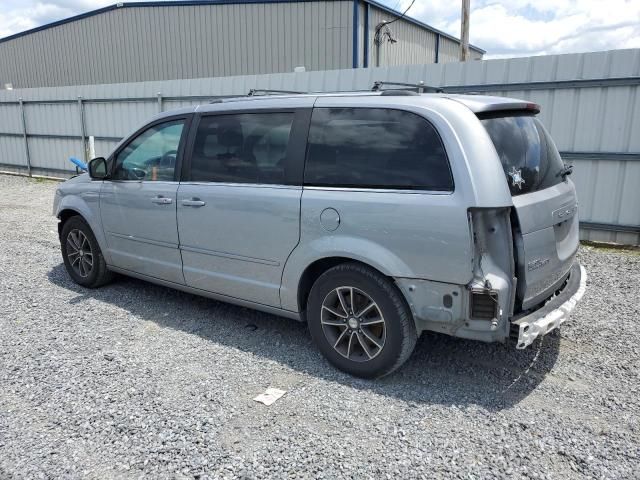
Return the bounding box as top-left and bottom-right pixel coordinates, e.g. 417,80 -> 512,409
182,198 -> 206,207
151,196 -> 173,205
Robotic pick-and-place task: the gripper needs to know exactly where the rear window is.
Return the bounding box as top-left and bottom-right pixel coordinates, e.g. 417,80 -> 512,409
480,114 -> 565,196
304,108 -> 453,191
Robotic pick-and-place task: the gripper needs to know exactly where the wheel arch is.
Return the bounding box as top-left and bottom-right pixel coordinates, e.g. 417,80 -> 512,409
57,208 -> 82,237
280,236 -> 415,314
295,256 -> 397,322
55,196 -> 111,264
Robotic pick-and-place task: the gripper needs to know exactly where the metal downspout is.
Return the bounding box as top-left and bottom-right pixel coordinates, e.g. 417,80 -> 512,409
363,3 -> 369,68
352,0 -> 359,68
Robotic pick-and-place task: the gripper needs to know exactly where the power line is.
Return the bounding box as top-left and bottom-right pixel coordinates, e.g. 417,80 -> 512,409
382,0 -> 417,27
373,0 -> 416,66
374,0 -> 416,45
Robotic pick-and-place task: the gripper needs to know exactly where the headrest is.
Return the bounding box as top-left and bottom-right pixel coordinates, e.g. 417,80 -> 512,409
217,122 -> 243,148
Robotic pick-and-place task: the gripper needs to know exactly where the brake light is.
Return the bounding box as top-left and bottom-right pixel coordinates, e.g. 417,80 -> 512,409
526,102 -> 541,113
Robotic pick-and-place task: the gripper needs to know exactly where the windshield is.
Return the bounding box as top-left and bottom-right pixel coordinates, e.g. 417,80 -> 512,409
480,113 -> 565,196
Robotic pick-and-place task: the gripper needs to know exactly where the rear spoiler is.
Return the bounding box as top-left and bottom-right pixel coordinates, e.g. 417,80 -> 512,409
476,102 -> 541,115
447,95 -> 541,115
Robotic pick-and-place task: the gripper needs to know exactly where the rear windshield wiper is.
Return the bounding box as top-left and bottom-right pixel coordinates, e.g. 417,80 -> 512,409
558,164 -> 573,179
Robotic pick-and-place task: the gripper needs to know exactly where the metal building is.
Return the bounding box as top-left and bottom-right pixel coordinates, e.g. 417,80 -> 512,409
0,0 -> 484,89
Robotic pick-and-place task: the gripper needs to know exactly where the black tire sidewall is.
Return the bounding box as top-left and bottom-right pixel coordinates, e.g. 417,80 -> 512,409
60,217 -> 103,288
307,265 -> 412,379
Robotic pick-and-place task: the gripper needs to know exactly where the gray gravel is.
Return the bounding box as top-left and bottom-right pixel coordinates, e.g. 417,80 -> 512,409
1,173 -> 639,479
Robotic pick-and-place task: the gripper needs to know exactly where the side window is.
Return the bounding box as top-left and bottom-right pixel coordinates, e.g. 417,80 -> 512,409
113,120 -> 185,181
304,108 -> 453,191
189,113 -> 294,184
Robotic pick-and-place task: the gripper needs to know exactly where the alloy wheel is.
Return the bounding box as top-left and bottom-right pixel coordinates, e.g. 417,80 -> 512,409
320,286 -> 386,362
66,229 -> 94,278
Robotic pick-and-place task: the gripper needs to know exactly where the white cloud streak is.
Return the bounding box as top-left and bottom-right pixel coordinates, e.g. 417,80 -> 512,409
0,0 -> 638,58
401,0 -> 640,58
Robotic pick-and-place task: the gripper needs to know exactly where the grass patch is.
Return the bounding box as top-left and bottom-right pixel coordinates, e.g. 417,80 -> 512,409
581,240 -> 640,254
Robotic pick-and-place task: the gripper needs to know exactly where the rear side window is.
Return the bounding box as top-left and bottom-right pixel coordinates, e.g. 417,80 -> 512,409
304,108 -> 453,191
480,114 -> 565,196
189,113 -> 294,184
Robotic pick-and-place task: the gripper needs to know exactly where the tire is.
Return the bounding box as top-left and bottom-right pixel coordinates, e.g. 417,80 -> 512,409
60,216 -> 113,288
307,262 -> 417,378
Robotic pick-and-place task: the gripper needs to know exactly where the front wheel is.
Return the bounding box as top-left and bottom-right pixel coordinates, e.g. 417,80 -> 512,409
307,263 -> 417,378
60,216 -> 113,288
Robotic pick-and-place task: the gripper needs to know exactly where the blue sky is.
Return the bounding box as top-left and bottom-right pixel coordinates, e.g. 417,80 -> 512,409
1,0 -> 639,58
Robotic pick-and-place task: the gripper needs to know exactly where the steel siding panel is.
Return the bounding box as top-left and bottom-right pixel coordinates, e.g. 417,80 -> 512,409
0,136 -> 26,167
0,49 -> 638,243
0,105 -> 22,134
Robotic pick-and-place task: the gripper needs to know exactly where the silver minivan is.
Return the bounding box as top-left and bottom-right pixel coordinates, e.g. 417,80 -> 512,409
54,90 -> 586,378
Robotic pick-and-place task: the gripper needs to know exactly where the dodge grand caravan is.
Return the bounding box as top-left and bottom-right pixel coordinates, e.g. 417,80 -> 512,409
54,90 -> 586,378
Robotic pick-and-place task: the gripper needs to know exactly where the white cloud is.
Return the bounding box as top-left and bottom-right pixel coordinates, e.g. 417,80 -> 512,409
0,1 -> 112,38
0,0 -> 639,58
401,0 -> 640,57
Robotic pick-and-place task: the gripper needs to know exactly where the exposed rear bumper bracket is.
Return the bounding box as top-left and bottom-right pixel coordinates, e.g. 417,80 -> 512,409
512,264 -> 587,349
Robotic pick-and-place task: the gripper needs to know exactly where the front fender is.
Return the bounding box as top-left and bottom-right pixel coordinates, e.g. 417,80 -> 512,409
280,235 -> 414,312
55,186 -> 111,265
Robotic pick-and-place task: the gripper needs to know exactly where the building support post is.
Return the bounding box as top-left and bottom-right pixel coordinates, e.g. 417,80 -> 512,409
435,34 -> 440,64
363,3 -> 369,68
460,0 -> 470,61
19,98 -> 32,177
352,0 -> 359,68
78,96 -> 87,162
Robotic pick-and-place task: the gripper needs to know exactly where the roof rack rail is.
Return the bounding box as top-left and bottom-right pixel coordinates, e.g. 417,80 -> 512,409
209,95 -> 244,104
247,89 -> 306,96
371,81 -> 443,94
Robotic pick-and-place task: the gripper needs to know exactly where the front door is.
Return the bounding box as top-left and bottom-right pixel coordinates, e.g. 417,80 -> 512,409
177,109 -> 309,307
100,117 -> 189,284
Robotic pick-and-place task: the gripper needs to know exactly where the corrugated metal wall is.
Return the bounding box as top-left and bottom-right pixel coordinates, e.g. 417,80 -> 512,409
0,49 -> 638,244
366,4 -> 438,66
0,2 -> 354,88
361,4 -> 483,67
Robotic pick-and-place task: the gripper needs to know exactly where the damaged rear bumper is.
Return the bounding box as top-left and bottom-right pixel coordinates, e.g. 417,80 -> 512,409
512,263 -> 587,349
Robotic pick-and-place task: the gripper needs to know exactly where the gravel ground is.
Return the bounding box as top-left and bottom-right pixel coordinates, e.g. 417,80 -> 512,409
0,174 -> 639,479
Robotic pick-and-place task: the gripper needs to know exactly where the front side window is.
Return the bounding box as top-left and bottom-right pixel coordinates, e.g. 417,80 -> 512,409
304,108 -> 453,191
189,113 -> 294,184
113,120 -> 185,181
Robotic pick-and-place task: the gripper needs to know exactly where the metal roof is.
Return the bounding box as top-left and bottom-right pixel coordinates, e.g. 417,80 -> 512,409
0,0 -> 485,53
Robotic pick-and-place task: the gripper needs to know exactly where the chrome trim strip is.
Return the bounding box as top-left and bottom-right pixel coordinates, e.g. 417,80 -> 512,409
302,186 -> 453,195
179,245 -> 280,266
107,231 -> 177,249
178,182 -> 301,190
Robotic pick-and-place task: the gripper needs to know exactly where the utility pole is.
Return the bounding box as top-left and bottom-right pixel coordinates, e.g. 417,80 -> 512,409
460,0 -> 470,61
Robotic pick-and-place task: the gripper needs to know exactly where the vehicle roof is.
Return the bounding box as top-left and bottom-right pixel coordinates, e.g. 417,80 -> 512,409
153,91 -> 539,121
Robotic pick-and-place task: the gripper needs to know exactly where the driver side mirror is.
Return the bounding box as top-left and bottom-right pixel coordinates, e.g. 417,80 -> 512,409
88,157 -> 108,179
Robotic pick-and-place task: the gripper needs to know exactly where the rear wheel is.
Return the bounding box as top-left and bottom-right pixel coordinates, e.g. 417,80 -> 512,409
307,263 -> 417,378
61,216 -> 113,288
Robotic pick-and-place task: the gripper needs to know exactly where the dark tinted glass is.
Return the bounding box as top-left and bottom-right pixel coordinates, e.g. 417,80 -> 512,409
189,113 -> 294,184
304,108 -> 453,191
480,114 -> 565,196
